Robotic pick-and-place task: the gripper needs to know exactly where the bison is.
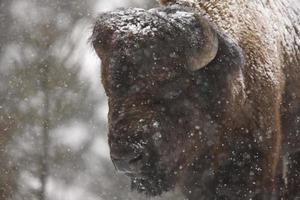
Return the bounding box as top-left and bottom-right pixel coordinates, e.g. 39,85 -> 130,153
91,0 -> 300,199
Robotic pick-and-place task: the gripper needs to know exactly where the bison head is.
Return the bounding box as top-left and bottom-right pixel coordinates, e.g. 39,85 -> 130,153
92,5 -> 245,197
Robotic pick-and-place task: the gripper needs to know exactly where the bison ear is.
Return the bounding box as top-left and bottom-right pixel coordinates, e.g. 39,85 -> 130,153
212,33 -> 245,74
211,33 -> 246,106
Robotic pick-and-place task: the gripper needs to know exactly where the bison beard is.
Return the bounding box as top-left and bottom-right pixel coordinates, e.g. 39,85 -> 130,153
130,165 -> 174,196
91,1 -> 300,199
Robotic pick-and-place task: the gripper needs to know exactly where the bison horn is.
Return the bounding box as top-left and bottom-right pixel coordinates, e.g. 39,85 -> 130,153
151,6 -> 219,71
185,14 -> 219,71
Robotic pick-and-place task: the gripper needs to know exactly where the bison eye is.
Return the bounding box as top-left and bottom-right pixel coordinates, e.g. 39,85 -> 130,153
152,98 -> 164,106
162,89 -> 182,100
156,77 -> 189,100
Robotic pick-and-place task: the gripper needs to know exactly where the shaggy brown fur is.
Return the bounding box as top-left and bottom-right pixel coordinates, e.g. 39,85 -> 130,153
92,1 -> 300,199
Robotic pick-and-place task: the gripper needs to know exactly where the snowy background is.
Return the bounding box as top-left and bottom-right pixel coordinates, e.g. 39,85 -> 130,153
0,0 -> 184,199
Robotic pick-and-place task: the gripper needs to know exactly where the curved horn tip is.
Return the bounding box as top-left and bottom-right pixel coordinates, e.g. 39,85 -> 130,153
186,16 -> 219,71
188,34 -> 219,71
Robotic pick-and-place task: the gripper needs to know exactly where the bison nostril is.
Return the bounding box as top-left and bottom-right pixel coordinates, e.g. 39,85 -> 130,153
111,158 -> 130,173
129,154 -> 143,165
111,154 -> 144,174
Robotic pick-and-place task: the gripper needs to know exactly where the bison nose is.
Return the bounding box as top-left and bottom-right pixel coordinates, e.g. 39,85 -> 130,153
111,154 -> 144,174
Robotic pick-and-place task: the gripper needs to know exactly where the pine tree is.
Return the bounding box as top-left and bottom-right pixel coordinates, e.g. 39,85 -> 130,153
1,0 -> 98,199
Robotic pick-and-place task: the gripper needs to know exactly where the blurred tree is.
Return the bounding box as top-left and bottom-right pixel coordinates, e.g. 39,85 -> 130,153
1,0 -> 99,199
0,0 -> 18,198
